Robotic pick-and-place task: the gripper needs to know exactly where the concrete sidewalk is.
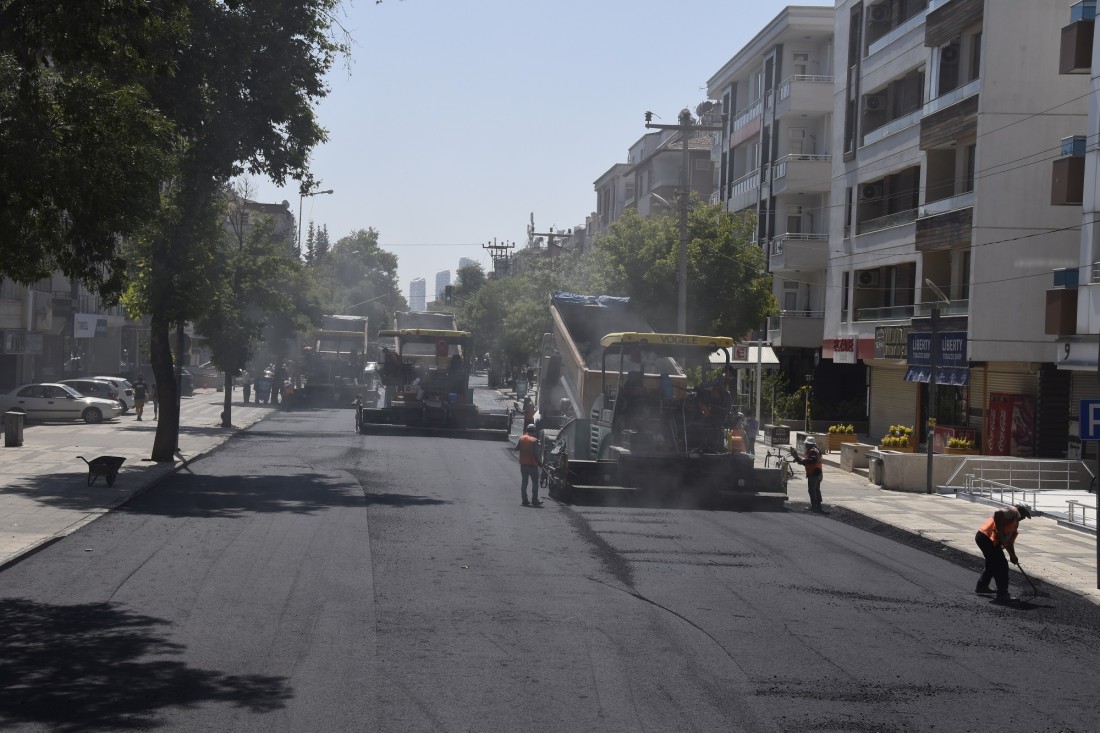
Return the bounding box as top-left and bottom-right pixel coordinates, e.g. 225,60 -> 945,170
0,388 -> 274,569
3,386 -> 1098,605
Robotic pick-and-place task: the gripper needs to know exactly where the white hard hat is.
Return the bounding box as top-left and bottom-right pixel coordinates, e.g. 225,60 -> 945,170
804,436 -> 816,445
525,424 -> 537,433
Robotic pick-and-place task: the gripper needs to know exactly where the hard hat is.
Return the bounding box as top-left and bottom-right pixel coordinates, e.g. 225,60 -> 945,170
525,424 -> 537,433
1014,503 -> 1032,519
804,436 -> 816,445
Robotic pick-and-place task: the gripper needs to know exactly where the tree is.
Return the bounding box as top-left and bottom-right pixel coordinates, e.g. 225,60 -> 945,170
197,185 -> 312,427
454,263 -> 487,298
122,1 -> 346,462
304,221 -> 318,265
312,228 -> 406,334
0,1 -> 182,298
315,224 -> 331,260
592,203 -> 774,338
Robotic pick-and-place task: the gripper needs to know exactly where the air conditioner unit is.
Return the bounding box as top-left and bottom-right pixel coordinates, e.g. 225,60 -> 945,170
863,94 -> 886,113
941,45 -> 960,64
856,270 -> 880,288
860,182 -> 883,200
869,4 -> 889,22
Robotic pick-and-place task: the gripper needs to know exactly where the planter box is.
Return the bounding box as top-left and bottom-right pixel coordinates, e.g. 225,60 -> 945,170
828,433 -> 858,452
879,444 -> 917,453
944,447 -> 979,456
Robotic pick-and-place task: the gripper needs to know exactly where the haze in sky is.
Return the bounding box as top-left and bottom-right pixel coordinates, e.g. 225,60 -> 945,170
246,0 -> 834,302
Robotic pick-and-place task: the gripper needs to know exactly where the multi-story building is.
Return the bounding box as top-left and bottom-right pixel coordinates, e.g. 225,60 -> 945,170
707,5 -> 838,404
409,278 -> 426,311
827,0 -> 1087,455
458,257 -> 478,270
1051,0 -> 1100,460
434,270 -> 451,301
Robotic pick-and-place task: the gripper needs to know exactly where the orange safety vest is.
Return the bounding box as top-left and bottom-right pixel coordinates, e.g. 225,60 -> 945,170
518,434 -> 540,466
979,508 -> 1020,547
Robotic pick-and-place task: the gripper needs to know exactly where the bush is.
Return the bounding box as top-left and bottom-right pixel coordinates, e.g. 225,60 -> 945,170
947,436 -> 974,449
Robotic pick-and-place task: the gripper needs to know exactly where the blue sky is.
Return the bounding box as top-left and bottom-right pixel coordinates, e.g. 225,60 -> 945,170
247,0 -> 834,301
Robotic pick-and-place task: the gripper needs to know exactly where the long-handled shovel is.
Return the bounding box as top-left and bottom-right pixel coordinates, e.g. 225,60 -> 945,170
1013,561 -> 1044,598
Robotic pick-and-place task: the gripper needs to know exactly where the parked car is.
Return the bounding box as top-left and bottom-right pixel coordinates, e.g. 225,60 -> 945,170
59,379 -> 122,412
0,383 -> 122,423
188,361 -> 222,388
91,376 -> 135,413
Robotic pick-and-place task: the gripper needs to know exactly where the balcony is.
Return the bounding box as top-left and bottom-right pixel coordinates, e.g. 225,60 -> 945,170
856,207 -> 919,236
768,234 -> 828,271
767,311 -> 825,349
867,8 -> 928,57
854,303 -> 917,322
862,109 -> 922,148
1061,1 -> 1095,73
916,192 -> 974,251
1052,136 -> 1087,205
770,154 -> 832,194
774,75 -> 834,119
726,168 -> 761,213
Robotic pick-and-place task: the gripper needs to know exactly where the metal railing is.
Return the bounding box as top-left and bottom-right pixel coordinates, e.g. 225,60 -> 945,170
772,153 -> 831,181
856,207 -> 918,235
732,98 -> 763,132
854,303 -> 916,322
862,109 -> 922,147
948,458 -> 1087,493
923,78 -> 981,118
866,8 -> 929,57
1067,500 -> 1096,529
769,233 -> 828,256
918,191 -> 975,218
777,74 -> 835,103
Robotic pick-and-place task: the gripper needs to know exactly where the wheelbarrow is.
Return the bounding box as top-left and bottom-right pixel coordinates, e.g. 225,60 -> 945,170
78,455 -> 126,487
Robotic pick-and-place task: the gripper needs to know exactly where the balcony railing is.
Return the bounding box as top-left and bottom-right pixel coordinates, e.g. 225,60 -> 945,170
912,299 -> 970,317
855,304 -> 917,321
770,233 -> 828,256
729,168 -> 760,198
732,98 -> 763,132
923,77 -> 981,118
1072,0 -> 1097,22
777,74 -> 835,103
919,190 -> 975,218
862,108 -> 922,147
856,208 -> 919,235
772,153 -> 831,180
867,8 -> 929,57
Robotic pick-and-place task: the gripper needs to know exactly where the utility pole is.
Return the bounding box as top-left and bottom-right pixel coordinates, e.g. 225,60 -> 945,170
482,238 -> 515,278
644,109 -> 723,333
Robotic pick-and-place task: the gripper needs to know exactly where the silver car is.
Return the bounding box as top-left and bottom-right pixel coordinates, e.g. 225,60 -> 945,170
92,375 -> 135,413
0,383 -> 123,423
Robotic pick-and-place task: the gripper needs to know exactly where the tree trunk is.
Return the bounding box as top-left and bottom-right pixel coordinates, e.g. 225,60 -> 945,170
222,371 -> 233,427
149,319 -> 179,463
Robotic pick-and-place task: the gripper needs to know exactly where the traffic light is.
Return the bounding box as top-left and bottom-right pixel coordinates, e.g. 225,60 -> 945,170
444,285 -> 454,304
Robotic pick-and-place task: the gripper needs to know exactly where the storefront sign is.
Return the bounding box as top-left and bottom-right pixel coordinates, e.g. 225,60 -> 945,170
832,337 -> 856,364
905,330 -> 969,385
874,326 -> 909,360
74,313 -> 108,338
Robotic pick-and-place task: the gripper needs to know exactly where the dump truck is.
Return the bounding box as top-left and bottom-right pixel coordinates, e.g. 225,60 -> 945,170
537,292 -> 786,509
356,327 -> 511,440
301,314 -> 370,405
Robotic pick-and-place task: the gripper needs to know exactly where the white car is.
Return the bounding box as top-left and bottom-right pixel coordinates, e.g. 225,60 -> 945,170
92,376 -> 135,413
0,383 -> 123,423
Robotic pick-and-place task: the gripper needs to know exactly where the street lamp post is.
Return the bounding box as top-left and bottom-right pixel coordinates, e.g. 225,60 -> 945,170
644,109 -> 723,333
297,188 -> 334,257
925,279 -> 951,494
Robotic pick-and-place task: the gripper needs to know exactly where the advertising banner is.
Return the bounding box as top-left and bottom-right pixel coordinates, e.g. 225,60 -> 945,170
74,313 -> 108,338
988,392 -> 1035,457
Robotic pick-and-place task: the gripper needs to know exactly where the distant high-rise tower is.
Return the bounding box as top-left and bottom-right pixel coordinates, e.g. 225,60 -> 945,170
458,257 -> 477,270
434,270 -> 451,300
409,278 -> 426,311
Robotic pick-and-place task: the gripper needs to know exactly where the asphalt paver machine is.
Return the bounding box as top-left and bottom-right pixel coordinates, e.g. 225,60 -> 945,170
356,328 -> 511,440
542,332 -> 787,509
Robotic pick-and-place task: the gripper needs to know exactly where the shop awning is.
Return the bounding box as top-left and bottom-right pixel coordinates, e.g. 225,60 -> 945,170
904,365 -> 969,386
709,346 -> 780,368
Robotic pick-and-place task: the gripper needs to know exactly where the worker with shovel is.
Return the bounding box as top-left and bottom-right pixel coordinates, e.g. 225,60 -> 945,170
975,503 -> 1031,602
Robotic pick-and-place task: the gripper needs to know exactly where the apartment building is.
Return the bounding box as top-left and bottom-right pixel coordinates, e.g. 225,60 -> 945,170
706,6 -> 842,402
828,0 -> 1087,456
1051,0 -> 1100,459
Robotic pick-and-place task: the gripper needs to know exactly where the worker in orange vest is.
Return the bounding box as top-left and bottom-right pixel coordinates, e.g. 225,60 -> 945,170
975,503 -> 1031,602
789,436 -> 825,513
515,423 -> 543,507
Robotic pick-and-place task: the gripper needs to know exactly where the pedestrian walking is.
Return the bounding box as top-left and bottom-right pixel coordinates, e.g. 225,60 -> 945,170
522,396 -> 535,429
789,436 -> 825,513
133,375 -> 148,421
514,423 -> 543,507
150,381 -> 159,420
975,503 -> 1032,602
241,369 -> 252,404
745,414 -> 759,454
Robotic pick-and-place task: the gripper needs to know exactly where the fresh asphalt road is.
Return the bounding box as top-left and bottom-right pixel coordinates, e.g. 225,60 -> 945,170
1,401 -> 1099,732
